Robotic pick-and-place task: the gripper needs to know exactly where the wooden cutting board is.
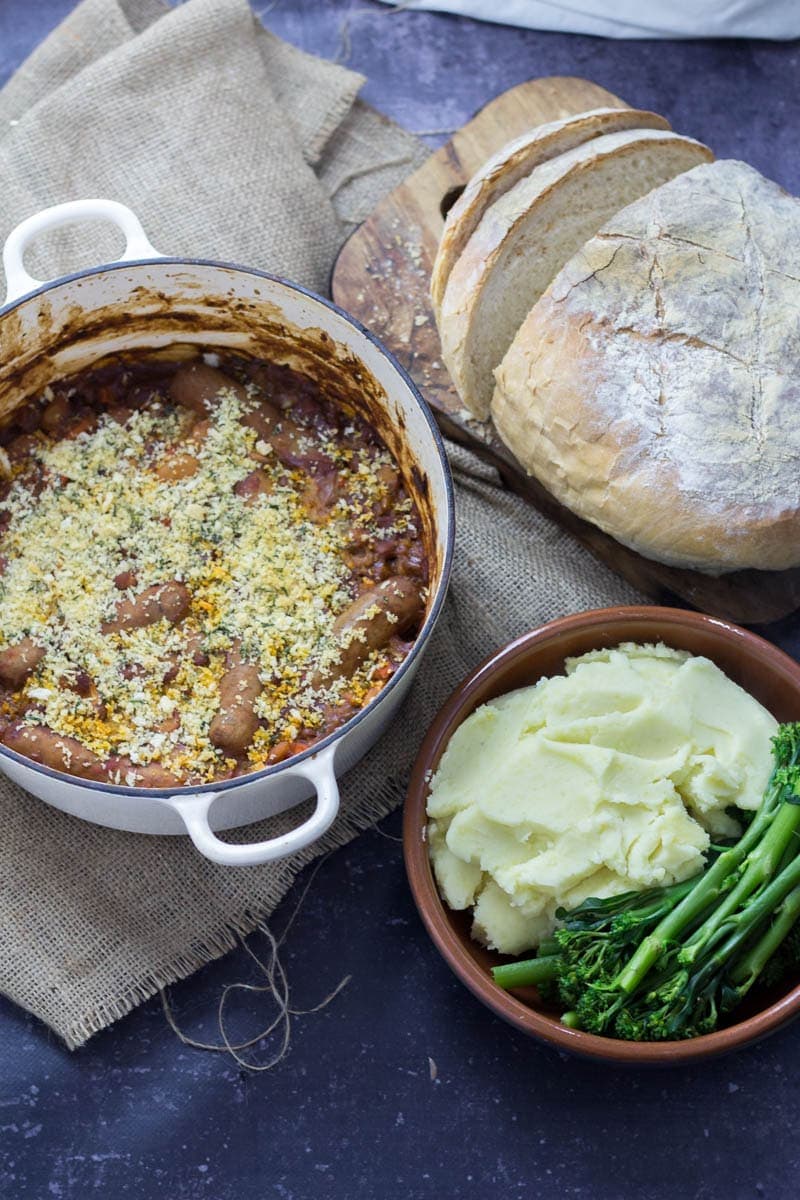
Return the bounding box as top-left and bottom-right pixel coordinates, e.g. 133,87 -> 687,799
332,76 -> 800,625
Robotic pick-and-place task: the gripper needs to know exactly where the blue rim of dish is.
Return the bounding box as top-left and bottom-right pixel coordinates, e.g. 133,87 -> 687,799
0,257 -> 456,796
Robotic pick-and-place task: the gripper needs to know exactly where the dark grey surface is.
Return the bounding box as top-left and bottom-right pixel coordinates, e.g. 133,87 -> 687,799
2,2 -> 800,1198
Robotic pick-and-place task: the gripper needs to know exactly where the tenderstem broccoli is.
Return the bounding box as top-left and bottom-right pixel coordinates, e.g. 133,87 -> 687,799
491,722 -> 800,1040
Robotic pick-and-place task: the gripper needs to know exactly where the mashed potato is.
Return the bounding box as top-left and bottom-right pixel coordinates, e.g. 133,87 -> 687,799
427,642 -> 776,955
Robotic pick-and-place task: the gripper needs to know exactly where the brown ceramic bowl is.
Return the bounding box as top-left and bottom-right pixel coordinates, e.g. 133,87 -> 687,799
404,605 -> 800,1065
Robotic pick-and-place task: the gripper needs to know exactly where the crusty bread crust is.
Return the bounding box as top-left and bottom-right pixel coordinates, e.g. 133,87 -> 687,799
438,129 -> 713,420
430,106 -> 672,317
492,160 -> 800,575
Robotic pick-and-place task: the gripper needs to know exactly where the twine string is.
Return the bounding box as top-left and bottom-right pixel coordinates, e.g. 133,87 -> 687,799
160,854 -> 350,1070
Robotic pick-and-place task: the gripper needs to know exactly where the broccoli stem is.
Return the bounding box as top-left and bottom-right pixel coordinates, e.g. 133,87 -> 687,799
538,937 -> 561,957
492,956 -> 560,989
618,849 -> 800,1038
616,739 -> 800,996
664,857 -> 800,1029
679,800 -> 800,964
727,883 -> 800,996
615,821 -> 766,994
710,854 -> 800,970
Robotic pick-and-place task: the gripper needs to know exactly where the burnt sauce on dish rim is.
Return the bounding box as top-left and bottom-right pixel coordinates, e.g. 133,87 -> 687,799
0,349 -> 429,787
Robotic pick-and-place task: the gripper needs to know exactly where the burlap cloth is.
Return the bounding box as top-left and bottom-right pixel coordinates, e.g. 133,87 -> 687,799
0,0 -> 642,1049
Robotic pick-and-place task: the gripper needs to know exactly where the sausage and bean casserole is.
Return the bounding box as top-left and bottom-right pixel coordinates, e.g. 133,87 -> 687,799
0,351 -> 428,787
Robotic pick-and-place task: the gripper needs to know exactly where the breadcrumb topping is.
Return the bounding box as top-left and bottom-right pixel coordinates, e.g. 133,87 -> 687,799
0,372 -> 421,782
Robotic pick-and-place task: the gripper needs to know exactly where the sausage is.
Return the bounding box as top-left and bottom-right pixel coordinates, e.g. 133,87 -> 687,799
185,418 -> 211,446
271,428 -> 331,474
102,581 -> 191,634
1,723 -> 102,779
233,469 -> 273,504
209,661 -> 262,758
169,362 -> 248,415
70,670 -> 93,697
161,655 -> 181,685
0,637 -> 45,689
155,706 -> 181,732
288,393 -> 326,430
342,533 -> 374,574
241,402 -> 281,443
41,395 -> 70,433
108,405 -> 134,426
59,671 -> 108,721
2,723 -> 185,787
122,762 -> 183,788
242,405 -> 332,474
300,472 -> 339,522
153,450 -> 199,482
114,569 -> 138,591
91,756 -> 182,788
316,577 -> 423,686
184,630 -> 210,668
63,412 -> 98,440
15,403 -> 41,434
7,433 -> 39,464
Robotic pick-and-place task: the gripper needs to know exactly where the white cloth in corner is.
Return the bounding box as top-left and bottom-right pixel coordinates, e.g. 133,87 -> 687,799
377,0 -> 800,39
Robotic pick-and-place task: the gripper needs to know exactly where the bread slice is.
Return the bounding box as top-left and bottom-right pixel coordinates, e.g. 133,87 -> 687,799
430,106 -> 671,317
438,128 -> 713,420
492,159 -> 800,574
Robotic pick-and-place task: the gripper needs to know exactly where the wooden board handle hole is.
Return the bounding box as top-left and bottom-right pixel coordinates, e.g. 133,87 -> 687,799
439,185 -> 465,219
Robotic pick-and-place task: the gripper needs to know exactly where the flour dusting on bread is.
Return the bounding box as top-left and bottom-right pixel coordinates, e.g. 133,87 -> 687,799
492,160 -> 800,573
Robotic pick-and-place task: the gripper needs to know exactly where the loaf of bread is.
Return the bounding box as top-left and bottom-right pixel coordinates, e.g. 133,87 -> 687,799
492,159 -> 800,575
430,106 -> 671,318
438,128 -> 713,419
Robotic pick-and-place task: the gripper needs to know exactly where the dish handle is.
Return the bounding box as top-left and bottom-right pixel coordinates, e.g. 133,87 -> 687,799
3,198 -> 162,306
166,743 -> 341,866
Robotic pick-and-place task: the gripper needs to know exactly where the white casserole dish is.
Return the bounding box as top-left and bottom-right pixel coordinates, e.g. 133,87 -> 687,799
0,199 -> 454,866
